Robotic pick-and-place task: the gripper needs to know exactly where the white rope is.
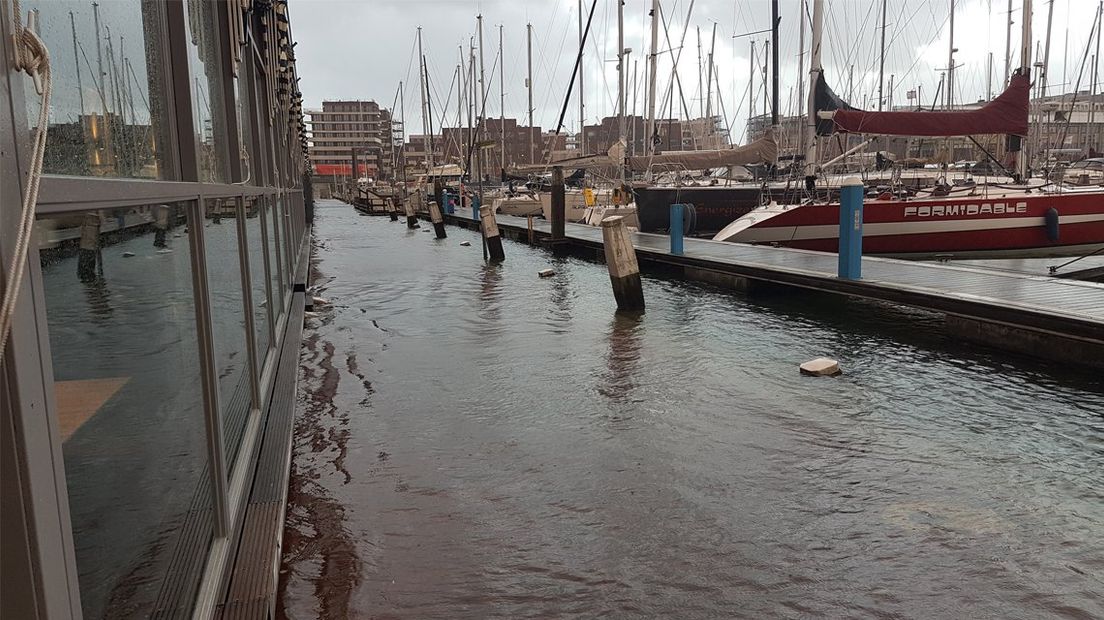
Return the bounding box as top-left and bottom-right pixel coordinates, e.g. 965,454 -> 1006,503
0,0 -> 52,359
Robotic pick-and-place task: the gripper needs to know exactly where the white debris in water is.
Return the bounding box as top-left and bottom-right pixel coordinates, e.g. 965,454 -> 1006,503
459,241 -> 471,246
122,251 -> 135,258
538,268 -> 556,278
800,358 -> 841,376
156,249 -> 173,254
312,296 -> 330,306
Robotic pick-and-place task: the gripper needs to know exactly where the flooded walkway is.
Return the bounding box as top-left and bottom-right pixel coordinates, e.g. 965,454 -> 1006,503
278,200 -> 1103,619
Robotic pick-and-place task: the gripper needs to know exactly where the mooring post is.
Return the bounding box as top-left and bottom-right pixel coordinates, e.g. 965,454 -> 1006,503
670,203 -> 685,255
430,195 -> 447,239
479,205 -> 506,262
838,177 -> 863,280
387,197 -> 398,221
551,166 -> 566,240
601,215 -> 645,312
404,190 -> 418,229
527,214 -> 534,244
471,192 -> 480,223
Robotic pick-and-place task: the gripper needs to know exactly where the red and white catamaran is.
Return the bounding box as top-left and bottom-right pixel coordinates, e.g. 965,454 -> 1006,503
713,0 -> 1104,259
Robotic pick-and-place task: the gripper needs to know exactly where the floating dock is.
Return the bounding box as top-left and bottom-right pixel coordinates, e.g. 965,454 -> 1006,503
438,210 -> 1104,369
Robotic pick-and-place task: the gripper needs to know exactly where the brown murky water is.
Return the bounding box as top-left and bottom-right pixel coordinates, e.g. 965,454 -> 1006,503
277,200 -> 1104,619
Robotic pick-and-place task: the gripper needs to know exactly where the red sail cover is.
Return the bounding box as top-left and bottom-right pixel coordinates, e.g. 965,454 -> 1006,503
832,73 -> 1030,137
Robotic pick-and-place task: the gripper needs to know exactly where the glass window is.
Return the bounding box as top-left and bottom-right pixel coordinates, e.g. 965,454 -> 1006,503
267,198 -> 285,319
244,196 -> 272,374
202,198 -> 252,470
24,0 -> 170,178
37,202 -> 209,618
184,0 -> 230,182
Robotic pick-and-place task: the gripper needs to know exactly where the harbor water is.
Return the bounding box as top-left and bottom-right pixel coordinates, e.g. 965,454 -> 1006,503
278,200 -> 1103,619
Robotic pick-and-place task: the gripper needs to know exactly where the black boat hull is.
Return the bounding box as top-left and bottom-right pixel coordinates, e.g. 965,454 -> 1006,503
631,186 -> 770,234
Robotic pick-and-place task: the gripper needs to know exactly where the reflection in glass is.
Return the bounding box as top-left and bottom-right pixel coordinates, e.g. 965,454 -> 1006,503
203,198 -> 251,471
267,199 -> 285,320
245,196 -> 271,373
184,0 -> 229,182
24,0 -> 168,178
37,203 -> 209,618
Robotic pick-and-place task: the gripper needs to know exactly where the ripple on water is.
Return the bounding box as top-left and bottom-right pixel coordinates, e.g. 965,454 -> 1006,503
279,202 -> 1104,620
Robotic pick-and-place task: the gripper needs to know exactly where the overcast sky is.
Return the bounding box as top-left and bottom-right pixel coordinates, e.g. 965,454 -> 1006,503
290,0 -> 1096,143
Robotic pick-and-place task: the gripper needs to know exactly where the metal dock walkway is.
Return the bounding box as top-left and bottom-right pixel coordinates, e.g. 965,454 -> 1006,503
441,210 -> 1104,368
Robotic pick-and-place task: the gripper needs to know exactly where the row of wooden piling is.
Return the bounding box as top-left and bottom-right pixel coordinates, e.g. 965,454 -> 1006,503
387,165 -> 643,312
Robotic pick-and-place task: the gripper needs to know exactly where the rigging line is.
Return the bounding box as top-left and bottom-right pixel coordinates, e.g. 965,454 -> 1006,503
549,0 -> 599,160
1054,7 -> 1100,152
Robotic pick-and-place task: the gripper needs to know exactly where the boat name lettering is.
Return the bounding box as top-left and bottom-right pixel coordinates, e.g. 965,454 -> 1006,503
903,202 -> 1028,218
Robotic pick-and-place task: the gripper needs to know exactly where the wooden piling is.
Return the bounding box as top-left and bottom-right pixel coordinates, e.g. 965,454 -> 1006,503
479,205 -> 506,262
387,197 -> 398,221
601,215 -> 644,311
550,166 -> 565,240
429,201 -> 447,239
404,190 -> 418,228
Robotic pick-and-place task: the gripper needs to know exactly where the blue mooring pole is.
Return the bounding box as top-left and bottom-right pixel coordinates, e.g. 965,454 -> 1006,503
838,177 -> 863,280
670,203 -> 685,255
471,193 -> 480,223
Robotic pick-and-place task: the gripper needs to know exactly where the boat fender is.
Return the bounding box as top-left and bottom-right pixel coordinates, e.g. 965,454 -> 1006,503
683,203 -> 697,236
1045,207 -> 1060,242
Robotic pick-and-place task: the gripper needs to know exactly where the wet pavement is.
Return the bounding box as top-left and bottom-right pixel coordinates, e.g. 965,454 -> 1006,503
277,199 -> 1103,619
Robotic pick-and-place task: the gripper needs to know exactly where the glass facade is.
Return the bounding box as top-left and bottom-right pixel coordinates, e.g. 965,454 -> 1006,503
1,0 -> 308,617
23,0 -> 170,179
38,203 -> 210,618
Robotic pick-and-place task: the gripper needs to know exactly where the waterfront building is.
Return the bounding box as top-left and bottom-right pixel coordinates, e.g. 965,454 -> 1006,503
306,99 -> 394,186
2,0 -> 309,617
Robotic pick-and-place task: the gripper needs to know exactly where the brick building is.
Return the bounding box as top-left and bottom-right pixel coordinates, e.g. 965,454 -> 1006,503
307,100 -> 393,181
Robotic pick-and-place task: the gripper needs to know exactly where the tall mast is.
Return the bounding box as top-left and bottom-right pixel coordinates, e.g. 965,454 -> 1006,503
417,27 -> 430,171
468,42 -> 476,174
705,23 -> 716,120
93,2 -> 105,109
1092,2 -> 1102,132
399,81 -> 407,186
69,11 -> 86,116
946,0 -> 955,109
632,59 -> 639,155
578,0 -> 586,152
697,26 -> 704,118
1019,0 -> 1033,180
423,54 -> 435,171
618,0 -> 625,144
1041,0 -> 1054,97
803,0 -> 824,186
499,24 -> 505,171
877,0 -> 887,110
988,52 -> 994,101
457,48 -> 463,164
527,23 -> 535,164
771,0 -> 779,128
798,0 -> 806,154
617,0 -> 626,185
646,0 -> 660,157
1004,0 -> 1014,85
478,15 -> 486,143
747,40 -> 754,134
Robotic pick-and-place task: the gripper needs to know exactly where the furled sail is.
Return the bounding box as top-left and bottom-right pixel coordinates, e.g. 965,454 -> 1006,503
626,127 -> 778,171
826,71 -> 1031,137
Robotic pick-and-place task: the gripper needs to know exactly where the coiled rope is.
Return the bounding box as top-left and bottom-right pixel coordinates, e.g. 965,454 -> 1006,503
0,0 -> 52,359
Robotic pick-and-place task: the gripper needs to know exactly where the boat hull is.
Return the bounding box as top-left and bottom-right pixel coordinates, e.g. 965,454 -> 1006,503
716,191 -> 1104,259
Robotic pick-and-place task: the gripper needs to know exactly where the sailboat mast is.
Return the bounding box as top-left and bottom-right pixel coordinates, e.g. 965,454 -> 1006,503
1019,0 -> 1033,180
618,0 -> 626,185
578,0 -> 586,152
423,55 -> 435,171
804,0 -> 824,187
1092,3 -> 1102,131
1004,0 -> 1014,85
947,0 -> 955,109
646,0 -> 660,158
1041,0 -> 1054,97
399,81 -> 408,187
798,0 -> 806,154
417,27 -> 430,171
527,23 -> 535,164
771,0 -> 779,128
697,27 -> 704,118
499,24 -> 505,172
93,2 -> 105,106
478,15 -> 486,143
705,23 -> 716,120
70,11 -> 86,116
877,0 -> 887,110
